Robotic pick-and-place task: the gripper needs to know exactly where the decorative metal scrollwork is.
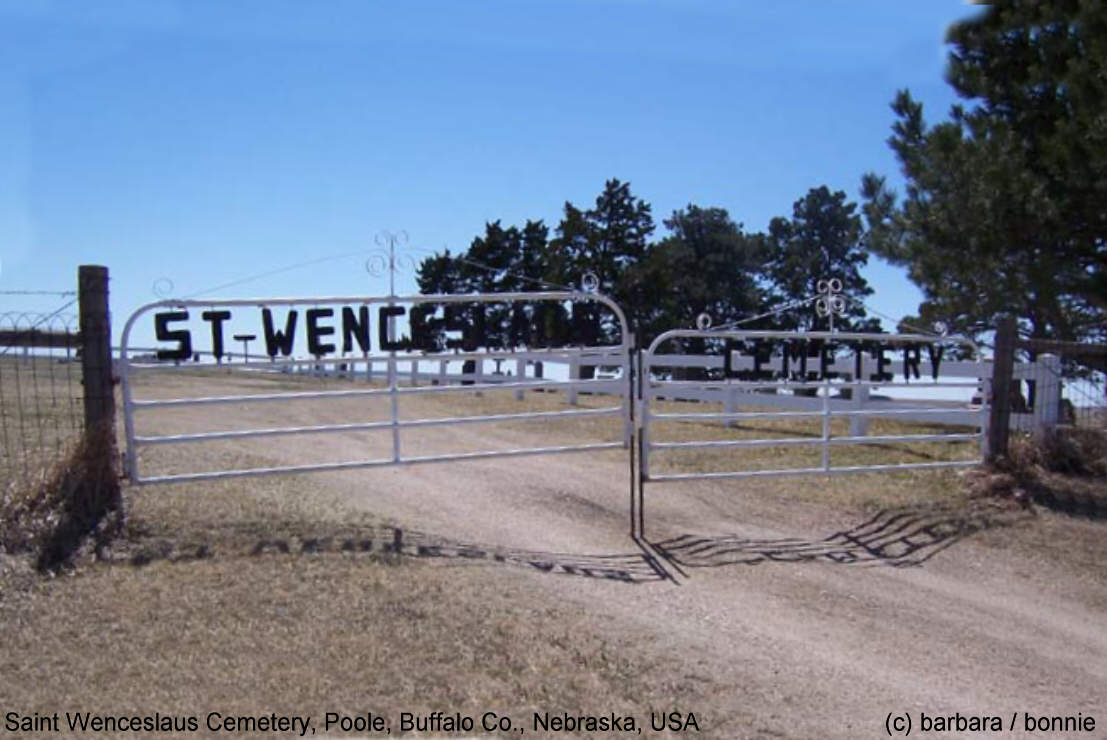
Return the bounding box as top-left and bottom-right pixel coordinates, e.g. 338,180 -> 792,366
696,313 -> 712,330
368,230 -> 418,295
153,277 -> 175,299
364,252 -> 418,278
814,278 -> 846,319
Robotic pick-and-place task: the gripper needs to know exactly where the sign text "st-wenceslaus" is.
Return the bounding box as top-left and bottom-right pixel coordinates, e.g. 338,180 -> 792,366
152,301 -> 605,360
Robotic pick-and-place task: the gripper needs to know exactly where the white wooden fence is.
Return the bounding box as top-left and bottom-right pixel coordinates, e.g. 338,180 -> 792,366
646,351 -> 1064,437
121,346 -> 1067,437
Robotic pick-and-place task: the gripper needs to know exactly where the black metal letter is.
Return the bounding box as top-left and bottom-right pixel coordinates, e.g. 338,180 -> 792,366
201,310 -> 231,360
378,305 -> 408,351
155,311 -> 192,361
306,308 -> 335,356
342,306 -> 370,353
870,344 -> 893,382
262,308 -> 297,357
925,343 -> 945,380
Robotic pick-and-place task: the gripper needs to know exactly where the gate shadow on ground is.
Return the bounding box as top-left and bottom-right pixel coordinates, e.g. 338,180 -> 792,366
118,521 -> 671,584
116,502 -> 1025,585
649,502 -> 1028,571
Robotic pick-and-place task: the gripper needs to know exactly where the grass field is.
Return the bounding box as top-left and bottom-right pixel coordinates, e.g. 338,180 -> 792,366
2,365 -> 1105,739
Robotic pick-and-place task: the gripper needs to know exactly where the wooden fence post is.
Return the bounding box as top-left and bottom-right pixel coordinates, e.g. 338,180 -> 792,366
79,265 -> 115,437
67,263 -> 123,554
987,314 -> 1016,461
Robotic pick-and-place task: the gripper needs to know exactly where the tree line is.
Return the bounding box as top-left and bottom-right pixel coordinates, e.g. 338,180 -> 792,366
416,180 -> 879,348
419,1 -> 1106,350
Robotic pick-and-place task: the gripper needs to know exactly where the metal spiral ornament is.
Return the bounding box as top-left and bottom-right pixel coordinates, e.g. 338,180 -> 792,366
815,278 -> 846,331
696,313 -> 712,330
367,230 -> 418,296
580,272 -> 600,293
364,252 -> 418,278
152,277 -> 175,299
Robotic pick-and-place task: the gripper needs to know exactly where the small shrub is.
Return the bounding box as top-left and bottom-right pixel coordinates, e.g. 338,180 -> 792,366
0,427 -> 122,570
966,427 -> 1107,517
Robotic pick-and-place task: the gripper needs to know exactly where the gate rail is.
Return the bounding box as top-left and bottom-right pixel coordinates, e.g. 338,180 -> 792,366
638,329 -> 987,485
119,291 -> 631,485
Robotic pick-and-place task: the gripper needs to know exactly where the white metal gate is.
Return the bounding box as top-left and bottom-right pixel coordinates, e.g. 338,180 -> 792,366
638,329 -> 987,485
119,291 -> 631,485
121,289 -> 999,540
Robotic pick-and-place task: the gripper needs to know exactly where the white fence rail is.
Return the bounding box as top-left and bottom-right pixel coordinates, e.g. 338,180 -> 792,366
121,345 -> 1071,437
645,351 -> 1067,437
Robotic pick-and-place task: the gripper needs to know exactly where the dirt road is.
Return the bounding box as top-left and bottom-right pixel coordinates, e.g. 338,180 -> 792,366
119,373 -> 1107,738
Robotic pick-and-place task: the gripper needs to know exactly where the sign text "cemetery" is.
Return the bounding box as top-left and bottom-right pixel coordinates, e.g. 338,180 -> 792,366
722,338 -> 950,382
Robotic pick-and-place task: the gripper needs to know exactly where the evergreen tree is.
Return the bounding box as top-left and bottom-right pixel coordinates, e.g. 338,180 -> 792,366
863,1 -> 1107,342
631,205 -> 767,342
548,179 -> 655,343
765,186 -> 879,333
549,178 -> 655,299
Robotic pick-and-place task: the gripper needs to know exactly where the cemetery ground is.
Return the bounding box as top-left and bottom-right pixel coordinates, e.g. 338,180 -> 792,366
1,369 -> 1105,739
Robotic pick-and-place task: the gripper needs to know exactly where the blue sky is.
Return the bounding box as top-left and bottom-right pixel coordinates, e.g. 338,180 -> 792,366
0,0 -> 985,345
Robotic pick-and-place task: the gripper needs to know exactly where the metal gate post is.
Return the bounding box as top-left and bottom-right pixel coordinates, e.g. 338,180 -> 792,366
628,342 -> 637,538
636,346 -> 645,539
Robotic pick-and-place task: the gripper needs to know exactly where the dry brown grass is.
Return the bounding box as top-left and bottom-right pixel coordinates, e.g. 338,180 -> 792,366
3,368 -> 1103,739
965,427 -> 1107,518
0,554 -> 717,739
1015,425 -> 1107,477
0,427 -> 121,573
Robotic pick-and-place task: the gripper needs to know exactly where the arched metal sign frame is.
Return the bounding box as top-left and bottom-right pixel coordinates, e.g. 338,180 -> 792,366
119,291 -> 632,486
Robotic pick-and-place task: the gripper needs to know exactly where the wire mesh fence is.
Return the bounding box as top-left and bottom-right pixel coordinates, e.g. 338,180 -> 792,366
1016,341 -> 1106,431
0,310 -> 84,501
1061,370 -> 1107,429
